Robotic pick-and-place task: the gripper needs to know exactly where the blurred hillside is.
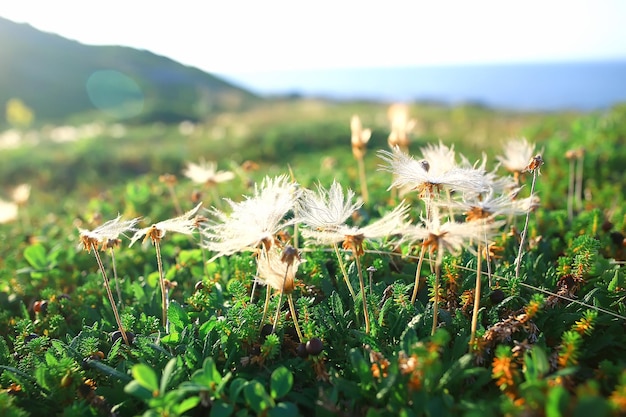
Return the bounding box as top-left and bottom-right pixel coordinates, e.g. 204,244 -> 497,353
0,16 -> 259,125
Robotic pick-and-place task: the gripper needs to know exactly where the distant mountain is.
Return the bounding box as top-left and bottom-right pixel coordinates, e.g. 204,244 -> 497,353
221,61 -> 626,111
0,16 -> 259,124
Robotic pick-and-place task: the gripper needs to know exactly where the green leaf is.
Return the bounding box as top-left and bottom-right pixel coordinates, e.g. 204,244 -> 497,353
243,381 -> 275,413
179,249 -> 203,265
608,268 -> 624,292
546,385 -> 570,417
365,409 -> 383,417
188,357 -> 221,388
229,377 -> 247,402
349,348 -> 372,385
124,380 -> 153,400
524,346 -> 549,382
160,358 -> 178,394
160,332 -> 181,344
0,365 -> 51,396
268,402 -> 299,417
198,318 -> 218,340
174,396 -> 201,414
168,300 -> 190,332
84,359 -> 132,382
132,363 -> 159,394
270,366 -> 293,399
437,353 -> 472,390
23,244 -> 48,270
210,400 -> 234,417
573,396 -> 610,417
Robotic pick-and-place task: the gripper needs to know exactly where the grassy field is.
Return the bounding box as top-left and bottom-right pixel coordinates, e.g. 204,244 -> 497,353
1,99 -> 626,416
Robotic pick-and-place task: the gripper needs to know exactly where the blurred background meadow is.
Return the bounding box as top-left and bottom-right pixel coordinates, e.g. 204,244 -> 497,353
0,0 -> 625,225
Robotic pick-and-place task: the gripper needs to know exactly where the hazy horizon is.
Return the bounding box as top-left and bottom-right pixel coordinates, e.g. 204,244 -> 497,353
217,60 -> 626,111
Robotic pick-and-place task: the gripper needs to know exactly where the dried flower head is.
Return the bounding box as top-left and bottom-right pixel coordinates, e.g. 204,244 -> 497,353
350,115 -> 372,159
257,245 -> 303,294
387,103 -> 416,151
497,138 -> 536,175
402,206 -> 500,257
183,159 -> 235,185
565,148 -> 585,160
241,160 -> 260,172
158,174 -> 178,186
420,141 -> 458,176
202,175 -> 299,260
79,215 -> 140,252
0,199 -> 18,224
525,154 -> 544,174
442,188 -> 533,222
129,203 -> 202,246
11,184 -> 31,205
302,202 -> 410,256
378,148 -> 489,198
295,180 -> 363,232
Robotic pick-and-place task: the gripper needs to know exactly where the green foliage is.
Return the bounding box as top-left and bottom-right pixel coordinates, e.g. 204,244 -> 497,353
2,102 -> 626,416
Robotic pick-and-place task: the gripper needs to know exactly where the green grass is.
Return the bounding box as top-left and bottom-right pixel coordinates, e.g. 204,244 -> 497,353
1,100 -> 626,416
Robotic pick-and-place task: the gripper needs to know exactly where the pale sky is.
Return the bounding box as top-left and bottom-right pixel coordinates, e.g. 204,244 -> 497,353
1,0 -> 625,75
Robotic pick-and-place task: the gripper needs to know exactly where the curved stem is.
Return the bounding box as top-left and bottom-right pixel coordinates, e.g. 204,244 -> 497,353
109,248 -> 123,308
431,250 -> 442,336
333,243 -> 357,299
209,186 -> 222,210
154,241 -> 168,331
567,158 -> 575,222
357,156 -> 369,204
272,265 -> 290,333
167,185 -> 182,216
259,246 -> 272,328
483,220 -> 492,288
199,232 -> 210,281
410,244 -> 427,305
287,294 -> 304,342
470,245 -> 482,346
92,249 -> 129,345
260,281 -> 272,329
515,170 -> 538,279
352,248 -> 370,334
575,155 -> 584,211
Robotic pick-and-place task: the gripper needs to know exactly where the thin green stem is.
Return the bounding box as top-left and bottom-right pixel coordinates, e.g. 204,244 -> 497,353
92,248 -> 129,346
352,249 -> 370,334
470,245 -> 482,346
259,246 -> 272,328
272,265 -> 290,334
209,186 -> 222,210
357,156 -> 369,204
567,158 -> 575,222
575,155 -> 584,211
410,244 -> 427,305
109,248 -> 123,308
287,294 -> 304,343
166,184 -> 182,216
333,243 -> 357,299
154,241 -> 168,331
483,221 -> 492,288
198,232 -> 210,280
260,282 -> 272,329
252,245 -> 269,303
431,250 -> 442,336
515,170 -> 538,279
